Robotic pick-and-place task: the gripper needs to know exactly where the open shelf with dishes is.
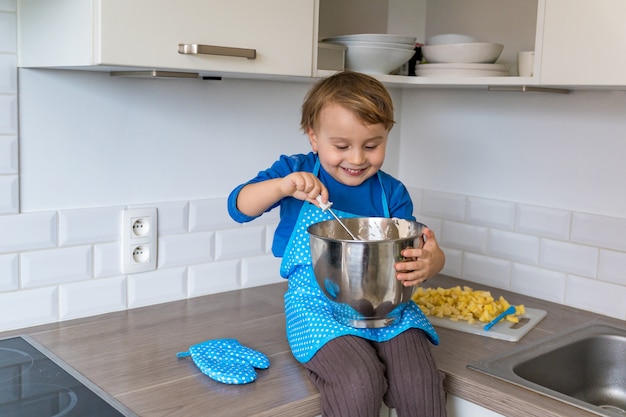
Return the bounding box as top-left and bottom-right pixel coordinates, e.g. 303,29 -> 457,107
316,0 -> 541,87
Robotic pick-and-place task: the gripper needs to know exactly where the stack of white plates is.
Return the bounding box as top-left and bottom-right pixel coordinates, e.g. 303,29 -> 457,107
415,63 -> 509,77
320,34 -> 417,74
417,33 -> 509,77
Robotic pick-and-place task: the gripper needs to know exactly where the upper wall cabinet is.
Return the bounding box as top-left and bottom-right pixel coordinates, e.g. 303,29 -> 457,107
18,0 -> 626,88
539,0 -> 626,86
18,0 -> 317,78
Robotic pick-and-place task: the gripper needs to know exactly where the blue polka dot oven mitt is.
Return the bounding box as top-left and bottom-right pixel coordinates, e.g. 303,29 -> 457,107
177,338 -> 270,384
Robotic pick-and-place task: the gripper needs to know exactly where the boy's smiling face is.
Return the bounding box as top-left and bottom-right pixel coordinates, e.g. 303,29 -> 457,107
307,102 -> 388,187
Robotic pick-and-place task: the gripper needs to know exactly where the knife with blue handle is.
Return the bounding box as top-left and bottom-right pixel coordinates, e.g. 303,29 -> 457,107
483,305 -> 516,331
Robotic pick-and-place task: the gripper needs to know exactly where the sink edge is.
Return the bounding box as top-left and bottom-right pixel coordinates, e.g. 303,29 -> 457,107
467,319 -> 626,417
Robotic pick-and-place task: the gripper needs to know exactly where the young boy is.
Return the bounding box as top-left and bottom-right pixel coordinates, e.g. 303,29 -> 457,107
228,71 -> 446,417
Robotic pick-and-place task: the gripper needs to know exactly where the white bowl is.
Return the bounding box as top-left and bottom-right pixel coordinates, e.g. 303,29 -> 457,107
325,39 -> 416,50
426,33 -> 478,45
343,45 -> 416,74
323,33 -> 416,46
421,42 -> 504,64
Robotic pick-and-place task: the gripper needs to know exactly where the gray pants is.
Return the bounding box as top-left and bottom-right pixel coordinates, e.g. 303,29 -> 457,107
303,328 -> 447,417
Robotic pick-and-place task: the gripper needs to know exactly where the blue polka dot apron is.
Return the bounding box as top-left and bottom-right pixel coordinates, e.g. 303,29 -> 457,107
281,162 -> 439,363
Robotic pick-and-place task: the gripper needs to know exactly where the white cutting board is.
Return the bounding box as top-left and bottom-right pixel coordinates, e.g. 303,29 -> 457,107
427,307 -> 547,342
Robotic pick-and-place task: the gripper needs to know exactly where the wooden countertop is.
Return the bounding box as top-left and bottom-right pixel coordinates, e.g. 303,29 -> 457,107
0,274 -> 622,417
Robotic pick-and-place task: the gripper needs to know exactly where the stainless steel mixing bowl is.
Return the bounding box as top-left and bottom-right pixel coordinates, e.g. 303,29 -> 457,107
308,217 -> 426,328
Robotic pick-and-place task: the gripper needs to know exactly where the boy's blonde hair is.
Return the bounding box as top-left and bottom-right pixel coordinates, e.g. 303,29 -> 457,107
300,71 -> 395,133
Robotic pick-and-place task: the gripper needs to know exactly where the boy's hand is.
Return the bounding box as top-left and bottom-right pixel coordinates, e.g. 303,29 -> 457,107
235,171 -> 329,218
394,228 -> 445,287
281,172 -> 328,205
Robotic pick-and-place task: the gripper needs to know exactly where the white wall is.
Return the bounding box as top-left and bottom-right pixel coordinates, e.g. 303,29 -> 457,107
18,69 -> 403,211
399,88 -> 626,319
18,70 -> 311,211
0,3 -> 402,331
1,1 -> 625,332
400,88 -> 626,217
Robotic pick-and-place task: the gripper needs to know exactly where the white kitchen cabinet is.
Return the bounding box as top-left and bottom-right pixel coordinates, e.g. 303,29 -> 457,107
18,0 -> 317,78
18,0 -> 626,88
387,394 -> 506,417
445,395 -> 505,417
539,0 -> 626,86
314,404 -> 392,417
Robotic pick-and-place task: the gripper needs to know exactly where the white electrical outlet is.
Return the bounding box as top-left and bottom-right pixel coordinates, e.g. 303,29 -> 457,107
121,208 -> 158,274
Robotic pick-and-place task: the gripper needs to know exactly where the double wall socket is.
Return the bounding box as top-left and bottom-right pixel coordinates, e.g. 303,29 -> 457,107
121,208 -> 158,274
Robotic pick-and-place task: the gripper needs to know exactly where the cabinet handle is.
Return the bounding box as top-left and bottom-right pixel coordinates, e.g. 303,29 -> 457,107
178,43 -> 256,60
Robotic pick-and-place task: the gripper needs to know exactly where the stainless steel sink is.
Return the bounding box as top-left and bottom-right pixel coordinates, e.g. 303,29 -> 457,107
468,320 -> 626,417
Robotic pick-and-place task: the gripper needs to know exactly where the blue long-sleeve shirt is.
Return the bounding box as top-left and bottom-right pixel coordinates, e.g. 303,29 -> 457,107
228,152 -> 415,257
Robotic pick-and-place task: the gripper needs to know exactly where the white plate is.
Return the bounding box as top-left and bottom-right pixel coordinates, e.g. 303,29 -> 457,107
322,33 -> 416,45
416,69 -> 510,77
416,62 -> 509,77
321,40 -> 416,50
418,63 -> 509,70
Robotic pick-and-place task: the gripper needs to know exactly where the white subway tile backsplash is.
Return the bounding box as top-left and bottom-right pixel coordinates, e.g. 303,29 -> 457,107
415,215 -> 443,237
440,247 -> 462,278
0,286 -> 58,331
264,223 -> 278,254
421,190 -> 466,221
189,197 -> 233,231
441,221 -> 488,253
21,245 -> 92,288
571,212 -> 626,252
0,211 -> 56,253
0,253 -> 17,291
152,201 -> 188,235
241,255 -> 283,287
0,95 -> 16,133
0,12 -> 16,53
215,225 -> 265,260
59,276 -> 127,320
128,267 -> 187,308
0,54 -> 17,93
487,229 -> 539,265
188,260 -> 241,297
157,232 -> 213,268
0,135 -> 17,173
245,205 -> 280,226
94,242 -> 123,278
468,197 -> 515,230
58,206 -> 122,246
462,252 -> 511,288
510,263 -> 566,303
264,210 -> 281,226
565,275 -> 626,319
0,174 -> 17,213
516,204 -> 571,240
540,239 -> 598,277
598,249 -> 626,286
7,190 -> 623,328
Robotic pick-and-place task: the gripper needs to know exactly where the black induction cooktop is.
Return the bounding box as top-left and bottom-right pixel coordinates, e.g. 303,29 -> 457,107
0,334 -> 137,417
